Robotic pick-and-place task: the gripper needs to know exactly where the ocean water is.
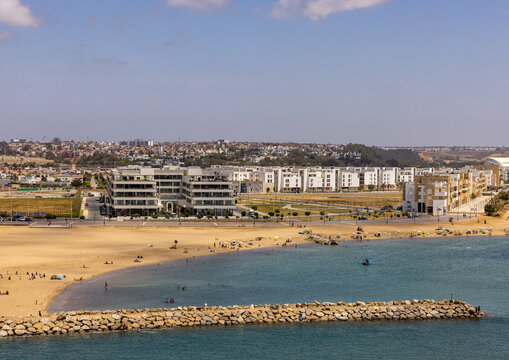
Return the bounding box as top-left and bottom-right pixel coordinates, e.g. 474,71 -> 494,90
3,236 -> 509,359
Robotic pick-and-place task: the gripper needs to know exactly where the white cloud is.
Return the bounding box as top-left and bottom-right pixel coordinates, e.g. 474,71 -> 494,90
0,0 -> 41,27
303,0 -> 391,20
0,30 -> 14,41
269,0 -> 390,20
269,0 -> 301,20
166,0 -> 233,12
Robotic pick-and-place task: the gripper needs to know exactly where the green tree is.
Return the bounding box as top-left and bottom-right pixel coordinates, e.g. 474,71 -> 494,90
484,204 -> 496,215
71,179 -> 83,188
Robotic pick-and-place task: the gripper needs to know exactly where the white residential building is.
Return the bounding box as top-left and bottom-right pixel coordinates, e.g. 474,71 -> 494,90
338,168 -> 360,189
398,168 -> 415,183
275,168 -> 302,192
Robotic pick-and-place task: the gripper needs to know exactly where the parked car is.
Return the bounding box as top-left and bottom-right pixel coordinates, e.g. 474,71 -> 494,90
358,216 -> 367,220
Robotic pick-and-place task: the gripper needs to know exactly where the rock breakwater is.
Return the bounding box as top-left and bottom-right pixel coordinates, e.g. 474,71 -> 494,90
0,299 -> 483,338
307,233 -> 340,245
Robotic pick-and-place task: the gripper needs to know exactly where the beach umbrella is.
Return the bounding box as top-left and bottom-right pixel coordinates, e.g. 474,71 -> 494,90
56,274 -> 64,280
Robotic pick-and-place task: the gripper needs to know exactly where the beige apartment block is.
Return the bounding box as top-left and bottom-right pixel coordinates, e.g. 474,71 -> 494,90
403,172 -> 487,215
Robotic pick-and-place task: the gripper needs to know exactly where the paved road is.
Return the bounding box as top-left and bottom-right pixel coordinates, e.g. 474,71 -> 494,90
82,194 -> 103,220
2,212 -> 478,228
449,196 -> 491,215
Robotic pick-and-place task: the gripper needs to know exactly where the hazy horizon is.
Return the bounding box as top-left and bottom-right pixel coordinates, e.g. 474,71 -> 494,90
1,0 -> 509,146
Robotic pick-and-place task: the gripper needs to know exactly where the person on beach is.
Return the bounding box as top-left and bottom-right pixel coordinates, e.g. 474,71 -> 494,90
105,281 -> 108,289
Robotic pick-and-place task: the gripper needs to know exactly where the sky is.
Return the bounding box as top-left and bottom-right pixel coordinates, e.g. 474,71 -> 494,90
1,0 -> 508,145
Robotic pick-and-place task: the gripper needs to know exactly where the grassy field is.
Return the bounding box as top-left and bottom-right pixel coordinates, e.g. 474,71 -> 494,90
0,155 -> 53,165
240,191 -> 403,209
0,194 -> 81,218
237,200 -> 350,217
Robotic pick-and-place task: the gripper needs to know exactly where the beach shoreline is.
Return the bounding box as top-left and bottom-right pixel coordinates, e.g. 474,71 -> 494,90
1,212 -> 508,317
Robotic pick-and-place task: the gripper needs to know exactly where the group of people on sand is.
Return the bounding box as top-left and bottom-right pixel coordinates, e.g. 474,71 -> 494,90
0,290 -> 9,295
0,271 -> 46,281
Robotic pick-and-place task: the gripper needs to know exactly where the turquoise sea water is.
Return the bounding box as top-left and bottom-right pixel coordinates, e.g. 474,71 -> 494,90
3,236 -> 509,359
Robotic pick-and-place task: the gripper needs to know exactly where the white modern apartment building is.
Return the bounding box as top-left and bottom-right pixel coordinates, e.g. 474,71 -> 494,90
398,168 -> 415,183
380,167 -> 398,187
106,166 -> 235,216
338,168 -> 360,189
275,168 -> 302,192
217,166 -> 403,193
302,168 -> 336,192
179,168 -> 235,216
106,166 -> 159,216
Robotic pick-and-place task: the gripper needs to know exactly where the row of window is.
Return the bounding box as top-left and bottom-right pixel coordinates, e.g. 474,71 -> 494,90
157,181 -> 181,187
113,184 -> 155,190
115,200 -> 156,206
113,192 -> 156,197
194,200 -> 234,206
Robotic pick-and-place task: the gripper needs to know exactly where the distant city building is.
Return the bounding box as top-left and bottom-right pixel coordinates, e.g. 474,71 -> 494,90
126,139 -> 154,146
485,158 -> 509,181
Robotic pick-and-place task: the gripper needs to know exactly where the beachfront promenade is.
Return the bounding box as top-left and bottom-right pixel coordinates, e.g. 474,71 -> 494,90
0,299 -> 483,337
1,213 -> 477,228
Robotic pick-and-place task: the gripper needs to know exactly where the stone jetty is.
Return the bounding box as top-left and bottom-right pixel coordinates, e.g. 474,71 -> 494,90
0,299 -> 483,338
307,233 -> 339,245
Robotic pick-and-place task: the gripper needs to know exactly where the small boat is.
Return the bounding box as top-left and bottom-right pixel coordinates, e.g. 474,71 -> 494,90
362,260 -> 371,265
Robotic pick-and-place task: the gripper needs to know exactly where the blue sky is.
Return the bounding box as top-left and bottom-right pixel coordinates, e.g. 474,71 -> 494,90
1,0 -> 508,145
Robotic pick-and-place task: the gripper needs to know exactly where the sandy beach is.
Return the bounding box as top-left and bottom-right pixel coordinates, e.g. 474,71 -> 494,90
1,213 -> 508,317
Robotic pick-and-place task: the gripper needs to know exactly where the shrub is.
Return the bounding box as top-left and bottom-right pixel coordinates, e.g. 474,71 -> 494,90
292,212 -> 298,216
251,206 -> 258,210
484,204 -> 496,216
268,211 -> 275,217
305,211 -> 311,216
241,210 -> 246,217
